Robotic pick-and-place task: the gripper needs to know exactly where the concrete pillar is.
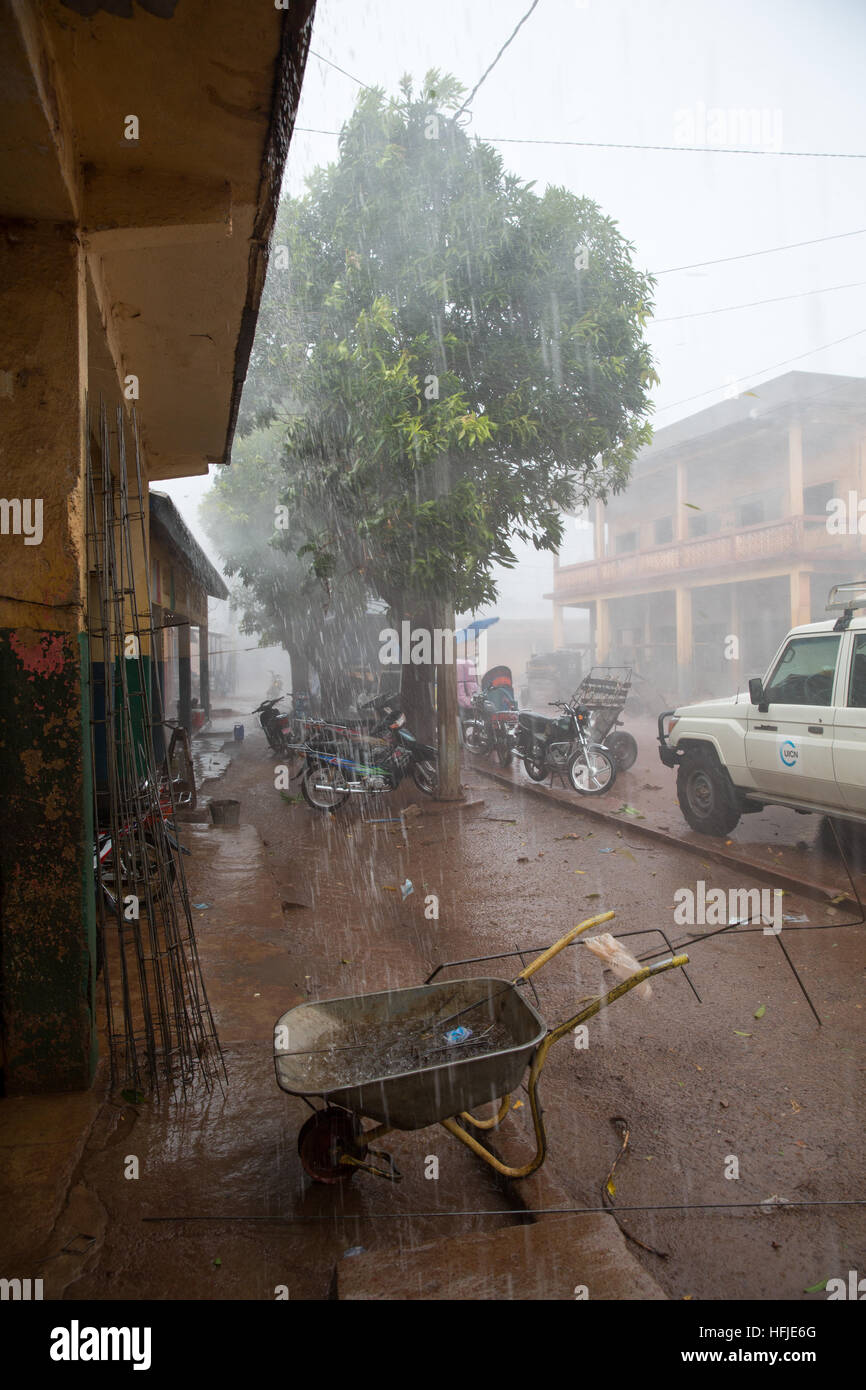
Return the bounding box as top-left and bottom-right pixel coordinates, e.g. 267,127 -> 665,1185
552,604 -> 564,650
675,586 -> 693,697
200,622 -> 210,719
177,619 -> 192,731
790,571 -> 811,627
595,599 -> 610,664
788,423 -> 804,515
728,584 -> 742,685
594,500 -> 605,559
0,222 -> 97,1092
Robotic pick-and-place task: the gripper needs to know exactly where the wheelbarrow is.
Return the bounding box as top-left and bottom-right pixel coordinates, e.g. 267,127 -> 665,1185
274,911 -> 689,1182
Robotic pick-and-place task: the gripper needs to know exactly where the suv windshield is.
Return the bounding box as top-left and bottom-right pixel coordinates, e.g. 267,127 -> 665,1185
763,634 -> 840,707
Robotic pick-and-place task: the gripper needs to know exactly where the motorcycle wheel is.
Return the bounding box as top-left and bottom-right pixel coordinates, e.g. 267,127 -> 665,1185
412,758 -> 439,796
607,730 -> 638,772
465,722 -> 492,755
568,746 -> 616,796
524,758 -> 547,782
301,764 -> 351,811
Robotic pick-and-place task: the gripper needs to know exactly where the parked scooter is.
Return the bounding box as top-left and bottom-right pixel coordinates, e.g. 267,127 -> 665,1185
251,694 -> 294,757
301,690 -> 438,810
511,698 -> 617,795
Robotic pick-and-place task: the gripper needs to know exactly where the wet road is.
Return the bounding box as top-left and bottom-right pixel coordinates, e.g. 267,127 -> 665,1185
70,724 -> 866,1300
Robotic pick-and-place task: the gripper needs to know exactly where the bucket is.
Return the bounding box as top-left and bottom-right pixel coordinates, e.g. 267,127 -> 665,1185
233,724 -> 245,742
209,799 -> 240,827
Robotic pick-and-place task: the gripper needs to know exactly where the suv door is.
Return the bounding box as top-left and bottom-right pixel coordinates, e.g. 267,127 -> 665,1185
744,632 -> 841,803
832,629 -> 866,811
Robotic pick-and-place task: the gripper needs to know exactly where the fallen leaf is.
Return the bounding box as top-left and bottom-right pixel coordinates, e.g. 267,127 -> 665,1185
606,1177 -> 616,1197
733,1030 -> 752,1037
754,1004 -> 766,1019
790,1099 -> 801,1113
804,1278 -> 828,1293
512,1099 -> 524,1110
573,869 -> 586,875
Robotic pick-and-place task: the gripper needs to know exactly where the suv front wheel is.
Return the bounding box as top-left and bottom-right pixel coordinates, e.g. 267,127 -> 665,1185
676,748 -> 742,836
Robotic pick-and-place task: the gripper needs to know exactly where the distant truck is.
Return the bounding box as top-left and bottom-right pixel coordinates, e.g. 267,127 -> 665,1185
658,582 -> 866,836
520,647 -> 587,709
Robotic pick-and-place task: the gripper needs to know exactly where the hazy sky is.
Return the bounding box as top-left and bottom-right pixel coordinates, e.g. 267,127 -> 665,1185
162,0 -> 866,621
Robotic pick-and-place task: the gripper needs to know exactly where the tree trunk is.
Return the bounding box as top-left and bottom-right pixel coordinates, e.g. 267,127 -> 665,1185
287,645 -> 309,701
398,601 -> 436,742
434,598 -> 463,801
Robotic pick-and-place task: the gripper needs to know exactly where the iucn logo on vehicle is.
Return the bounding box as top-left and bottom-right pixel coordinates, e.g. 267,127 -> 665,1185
779,740 -> 798,767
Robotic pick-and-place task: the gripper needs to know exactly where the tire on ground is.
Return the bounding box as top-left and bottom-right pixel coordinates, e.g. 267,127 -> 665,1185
676,745 -> 741,836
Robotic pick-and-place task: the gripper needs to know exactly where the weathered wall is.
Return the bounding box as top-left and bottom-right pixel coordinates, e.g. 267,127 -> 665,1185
0,221 -> 96,1092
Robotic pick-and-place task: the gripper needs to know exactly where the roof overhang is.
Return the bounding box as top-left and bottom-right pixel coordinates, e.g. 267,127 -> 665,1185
0,0 -> 315,478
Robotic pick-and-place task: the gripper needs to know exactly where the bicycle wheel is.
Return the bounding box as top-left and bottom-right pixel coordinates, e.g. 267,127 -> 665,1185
301,763 -> 351,811
568,746 -> 616,796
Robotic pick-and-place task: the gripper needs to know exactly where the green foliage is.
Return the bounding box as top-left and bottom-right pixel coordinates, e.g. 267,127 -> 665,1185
222,69 -> 656,631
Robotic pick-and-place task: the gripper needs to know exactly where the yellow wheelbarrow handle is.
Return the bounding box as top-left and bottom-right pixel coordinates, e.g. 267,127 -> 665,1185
513,910 -> 615,982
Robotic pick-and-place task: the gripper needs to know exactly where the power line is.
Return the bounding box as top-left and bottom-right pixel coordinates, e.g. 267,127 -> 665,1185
655,326 -> 866,414
652,227 -> 866,275
295,122 -> 866,163
455,0 -> 543,116
307,49 -> 374,91
484,134 -> 866,158
654,279 -> 866,324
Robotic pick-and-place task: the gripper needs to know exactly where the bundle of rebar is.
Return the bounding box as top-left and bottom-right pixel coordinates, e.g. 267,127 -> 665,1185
86,399 -> 226,1097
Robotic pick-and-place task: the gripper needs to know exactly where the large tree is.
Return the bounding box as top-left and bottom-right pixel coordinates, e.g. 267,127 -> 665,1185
213,71 -> 658,795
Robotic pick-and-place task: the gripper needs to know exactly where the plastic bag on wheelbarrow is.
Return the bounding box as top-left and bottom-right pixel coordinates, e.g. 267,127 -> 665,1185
583,933 -> 652,1000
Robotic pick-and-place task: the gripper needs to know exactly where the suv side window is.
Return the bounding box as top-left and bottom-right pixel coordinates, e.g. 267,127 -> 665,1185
848,634 -> 866,708
763,634 -> 840,707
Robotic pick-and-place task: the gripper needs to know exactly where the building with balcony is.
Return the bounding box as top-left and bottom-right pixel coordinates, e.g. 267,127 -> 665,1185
549,371 -> 866,701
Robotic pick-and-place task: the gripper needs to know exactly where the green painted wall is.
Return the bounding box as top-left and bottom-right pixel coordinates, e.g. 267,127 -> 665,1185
0,629 -> 97,1093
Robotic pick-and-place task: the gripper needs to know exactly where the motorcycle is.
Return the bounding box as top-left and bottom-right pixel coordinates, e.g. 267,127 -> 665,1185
511,698 -> 617,795
300,690 -> 438,810
463,671 -> 518,767
251,694 -> 295,757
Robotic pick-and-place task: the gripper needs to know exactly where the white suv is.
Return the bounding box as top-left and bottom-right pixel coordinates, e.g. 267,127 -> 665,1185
658,583 -> 866,836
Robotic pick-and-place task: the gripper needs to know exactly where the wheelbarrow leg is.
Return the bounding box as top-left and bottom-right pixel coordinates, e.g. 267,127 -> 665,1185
458,1094 -> 512,1131
442,955 -> 689,1180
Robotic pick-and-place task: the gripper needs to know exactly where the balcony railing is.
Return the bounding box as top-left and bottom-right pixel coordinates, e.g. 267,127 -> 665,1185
554,515 -> 852,598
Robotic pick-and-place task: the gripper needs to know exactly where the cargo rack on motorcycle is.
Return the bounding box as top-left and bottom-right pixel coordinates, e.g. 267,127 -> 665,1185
572,667 -> 637,769
574,666 -> 633,709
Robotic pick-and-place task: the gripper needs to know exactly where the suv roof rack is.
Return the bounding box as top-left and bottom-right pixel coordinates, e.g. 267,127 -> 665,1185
827,581 -> 866,630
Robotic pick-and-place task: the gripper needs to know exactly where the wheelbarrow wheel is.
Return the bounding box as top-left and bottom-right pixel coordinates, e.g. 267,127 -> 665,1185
607,730 -> 638,771
298,1108 -> 360,1184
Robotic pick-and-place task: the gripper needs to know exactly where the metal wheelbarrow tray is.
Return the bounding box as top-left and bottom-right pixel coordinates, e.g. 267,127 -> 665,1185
275,977 -> 546,1130
274,911 -> 689,1183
